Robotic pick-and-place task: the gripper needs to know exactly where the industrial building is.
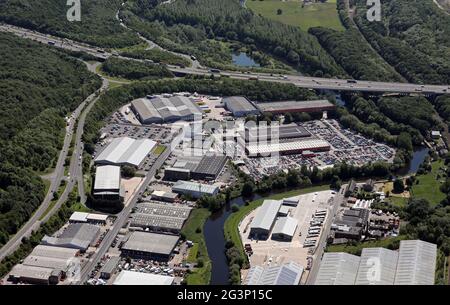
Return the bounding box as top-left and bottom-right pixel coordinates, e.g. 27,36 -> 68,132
355,248 -> 398,285
244,262 -> 303,285
249,199 -> 282,239
8,245 -> 79,285
130,202 -> 192,233
113,270 -> 174,285
100,256 -> 121,279
172,180 -> 219,199
93,165 -> 124,201
41,223 -> 101,252
121,232 -> 179,261
190,155 -> 228,181
243,124 -> 311,142
151,190 -> 179,202
394,240 -> 437,285
271,216 -> 298,241
245,138 -> 331,157
223,96 -> 260,117
331,208 -> 369,241
256,100 -> 335,114
69,212 -> 109,224
131,96 -> 202,124
314,252 -> 361,285
94,137 -> 157,167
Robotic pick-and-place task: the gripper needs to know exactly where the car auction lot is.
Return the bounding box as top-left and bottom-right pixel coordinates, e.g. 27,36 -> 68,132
239,190 -> 335,284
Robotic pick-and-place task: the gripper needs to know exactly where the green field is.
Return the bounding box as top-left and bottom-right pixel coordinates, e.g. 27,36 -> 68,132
246,0 -> 344,31
181,208 -> 212,285
411,160 -> 447,206
152,145 -> 166,156
224,184 -> 331,266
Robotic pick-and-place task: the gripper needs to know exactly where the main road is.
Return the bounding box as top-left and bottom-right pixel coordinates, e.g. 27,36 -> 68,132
77,146 -> 172,283
1,23 -> 449,94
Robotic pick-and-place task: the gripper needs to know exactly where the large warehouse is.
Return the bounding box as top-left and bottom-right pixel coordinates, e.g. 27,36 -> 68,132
223,96 -> 260,117
41,223 -> 100,252
131,96 -> 203,124
245,138 -> 331,157
94,137 -> 157,167
93,165 -> 124,201
243,124 -> 311,142
190,155 -> 228,181
355,247 -> 398,285
244,261 -> 303,285
315,252 -> 361,285
249,199 -> 282,239
121,232 -> 179,261
130,202 -> 192,233
256,100 -> 335,114
172,180 -> 219,199
394,240 -> 437,285
113,270 -> 174,285
271,216 -> 298,241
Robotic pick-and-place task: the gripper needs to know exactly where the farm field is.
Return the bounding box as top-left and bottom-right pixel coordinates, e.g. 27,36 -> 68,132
246,0 -> 344,31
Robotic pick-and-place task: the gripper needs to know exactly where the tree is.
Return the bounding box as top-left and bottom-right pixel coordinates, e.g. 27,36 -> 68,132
277,9 -> 283,15
231,204 -> 240,213
241,181 -> 254,197
121,165 -> 136,178
393,178 -> 405,193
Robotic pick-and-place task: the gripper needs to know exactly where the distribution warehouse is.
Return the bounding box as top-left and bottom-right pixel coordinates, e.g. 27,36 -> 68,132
315,240 -> 437,285
94,137 -> 156,167
121,232 -> 179,261
93,165 -> 124,201
244,262 -> 304,285
256,100 -> 335,114
223,96 -> 260,117
131,96 -> 202,124
41,223 -> 100,252
172,180 -> 219,198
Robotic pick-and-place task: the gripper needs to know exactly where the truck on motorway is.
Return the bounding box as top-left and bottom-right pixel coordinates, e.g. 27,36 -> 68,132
209,68 -> 221,74
48,41 -> 55,45
347,79 -> 357,84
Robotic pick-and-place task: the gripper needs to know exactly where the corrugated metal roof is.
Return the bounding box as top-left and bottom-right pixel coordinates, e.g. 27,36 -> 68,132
315,252 -> 360,285
224,96 -> 259,114
272,216 -> 298,237
122,232 -> 179,256
355,247 -> 398,285
172,180 -> 219,195
113,270 -> 174,285
94,165 -> 121,191
394,240 -> 437,285
250,200 -> 282,231
257,100 -> 334,112
244,262 -> 303,285
246,139 -> 330,155
95,137 -> 156,167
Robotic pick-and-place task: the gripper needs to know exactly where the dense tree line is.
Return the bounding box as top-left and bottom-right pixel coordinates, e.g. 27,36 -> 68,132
0,33 -> 101,247
434,95 -> 450,128
0,0 -> 141,48
101,57 -> 174,80
121,0 -> 345,76
353,0 -> 450,84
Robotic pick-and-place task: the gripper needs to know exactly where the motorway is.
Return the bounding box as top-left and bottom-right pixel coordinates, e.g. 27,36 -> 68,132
0,67 -> 108,261
1,23 -> 449,94
77,146 -> 173,283
306,185 -> 346,285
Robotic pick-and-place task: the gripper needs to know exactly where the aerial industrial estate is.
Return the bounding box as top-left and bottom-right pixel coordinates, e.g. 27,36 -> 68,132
1,0 -> 450,292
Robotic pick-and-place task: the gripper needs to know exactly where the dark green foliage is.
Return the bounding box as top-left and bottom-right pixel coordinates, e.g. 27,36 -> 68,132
353,0 -> 450,84
121,165 -> 136,178
0,0 -> 141,48
122,0 -> 345,76
101,57 -> 174,80
0,33 -> 100,247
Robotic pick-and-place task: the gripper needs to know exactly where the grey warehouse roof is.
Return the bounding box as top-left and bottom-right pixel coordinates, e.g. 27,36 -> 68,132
315,252 -> 360,285
394,240 -> 437,285
132,96 -> 202,123
355,247 -> 398,285
244,262 -> 303,285
272,216 -> 298,237
94,165 -> 121,191
256,100 -> 334,112
223,96 -> 260,114
172,180 -> 219,196
41,223 -> 100,251
122,232 -> 179,256
95,137 -> 156,167
136,202 -> 192,219
250,200 -> 282,232
113,270 -> 174,285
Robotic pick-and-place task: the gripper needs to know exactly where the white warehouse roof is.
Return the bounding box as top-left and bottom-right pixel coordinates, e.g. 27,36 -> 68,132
315,252 -> 360,285
95,137 -> 156,167
113,270 -> 174,285
94,165 -> 121,190
355,247 -> 398,285
272,216 -> 298,237
250,200 -> 282,232
244,262 -> 303,285
246,139 -> 330,156
394,240 -> 437,285
69,212 -> 89,223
